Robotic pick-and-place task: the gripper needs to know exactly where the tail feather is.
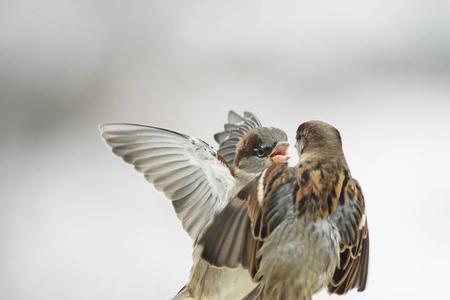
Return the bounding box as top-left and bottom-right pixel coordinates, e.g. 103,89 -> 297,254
241,285 -> 312,300
171,286 -> 194,300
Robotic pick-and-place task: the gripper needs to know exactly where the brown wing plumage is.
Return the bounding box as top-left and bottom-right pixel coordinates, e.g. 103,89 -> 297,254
328,178 -> 369,294
200,163 -> 296,279
243,164 -> 296,278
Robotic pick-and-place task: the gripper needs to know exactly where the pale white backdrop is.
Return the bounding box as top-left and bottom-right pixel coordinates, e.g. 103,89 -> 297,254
1,1 -> 450,299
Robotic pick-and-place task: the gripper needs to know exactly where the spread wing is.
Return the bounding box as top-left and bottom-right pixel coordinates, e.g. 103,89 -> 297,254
100,123 -> 234,240
200,163 -> 295,279
328,178 -> 369,294
213,111 -> 262,166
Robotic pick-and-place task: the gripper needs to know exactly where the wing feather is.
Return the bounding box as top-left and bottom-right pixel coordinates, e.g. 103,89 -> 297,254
328,179 -> 369,294
213,111 -> 263,166
200,196 -> 252,268
100,123 -> 234,240
200,163 -> 295,280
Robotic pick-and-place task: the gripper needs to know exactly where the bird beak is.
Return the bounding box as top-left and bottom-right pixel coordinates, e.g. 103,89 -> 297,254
270,141 -> 290,163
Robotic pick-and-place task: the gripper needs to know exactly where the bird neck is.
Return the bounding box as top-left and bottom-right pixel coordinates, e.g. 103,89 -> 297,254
299,147 -> 348,169
234,168 -> 260,187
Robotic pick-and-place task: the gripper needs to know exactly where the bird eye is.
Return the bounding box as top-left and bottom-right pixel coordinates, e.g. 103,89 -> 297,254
254,147 -> 266,158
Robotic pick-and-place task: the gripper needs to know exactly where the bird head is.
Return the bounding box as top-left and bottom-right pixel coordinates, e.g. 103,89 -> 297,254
295,120 -> 344,160
234,127 -> 289,174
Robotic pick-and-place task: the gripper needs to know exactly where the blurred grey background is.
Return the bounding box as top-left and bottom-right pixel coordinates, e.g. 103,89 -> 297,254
1,1 -> 450,299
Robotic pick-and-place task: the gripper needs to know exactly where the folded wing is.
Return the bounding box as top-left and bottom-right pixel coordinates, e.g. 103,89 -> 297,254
200,163 -> 295,278
328,178 -> 369,294
100,123 -> 234,240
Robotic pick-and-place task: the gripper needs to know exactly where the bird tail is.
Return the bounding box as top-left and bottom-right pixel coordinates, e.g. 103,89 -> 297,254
241,285 -> 312,300
171,286 -> 194,300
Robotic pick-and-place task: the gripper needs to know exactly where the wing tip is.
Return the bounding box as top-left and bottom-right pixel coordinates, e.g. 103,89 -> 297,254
98,122 -> 115,135
98,122 -> 131,136
228,110 -> 245,124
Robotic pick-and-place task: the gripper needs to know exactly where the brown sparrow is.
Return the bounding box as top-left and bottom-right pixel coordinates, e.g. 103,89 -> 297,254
200,120 -> 369,300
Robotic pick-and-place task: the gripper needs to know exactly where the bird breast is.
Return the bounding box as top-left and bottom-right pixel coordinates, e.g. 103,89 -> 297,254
257,216 -> 340,295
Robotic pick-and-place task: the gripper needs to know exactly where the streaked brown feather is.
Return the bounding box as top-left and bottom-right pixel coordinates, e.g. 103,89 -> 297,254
328,179 -> 369,295
200,163 -> 295,280
243,164 -> 296,279
295,160 -> 345,222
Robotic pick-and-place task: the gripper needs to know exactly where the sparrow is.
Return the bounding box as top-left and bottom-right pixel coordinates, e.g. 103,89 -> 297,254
99,111 -> 289,300
199,120 -> 369,300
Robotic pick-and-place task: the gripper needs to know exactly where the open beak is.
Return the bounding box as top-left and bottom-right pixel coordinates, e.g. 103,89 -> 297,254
270,141 -> 290,164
